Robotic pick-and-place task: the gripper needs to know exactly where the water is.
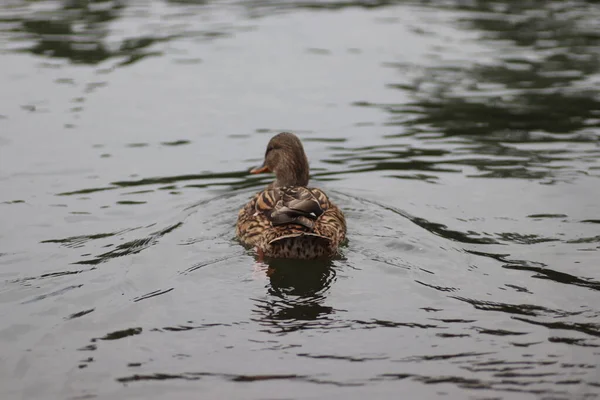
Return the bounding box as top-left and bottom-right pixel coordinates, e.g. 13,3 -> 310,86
1,1 -> 599,399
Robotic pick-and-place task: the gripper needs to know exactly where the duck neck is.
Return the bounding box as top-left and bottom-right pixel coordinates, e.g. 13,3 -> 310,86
274,157 -> 309,187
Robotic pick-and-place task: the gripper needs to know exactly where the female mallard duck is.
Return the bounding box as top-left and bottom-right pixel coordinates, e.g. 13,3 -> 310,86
236,132 -> 346,259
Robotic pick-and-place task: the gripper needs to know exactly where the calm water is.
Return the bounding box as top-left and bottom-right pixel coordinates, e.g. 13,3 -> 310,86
1,1 -> 600,399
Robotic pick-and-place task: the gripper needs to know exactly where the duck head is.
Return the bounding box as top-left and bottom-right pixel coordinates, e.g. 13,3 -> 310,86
251,132 -> 310,187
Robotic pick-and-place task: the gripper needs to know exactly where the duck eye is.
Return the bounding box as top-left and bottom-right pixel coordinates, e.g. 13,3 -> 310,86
266,146 -> 274,154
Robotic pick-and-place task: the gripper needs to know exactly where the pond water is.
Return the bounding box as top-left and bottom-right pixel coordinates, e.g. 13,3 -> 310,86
1,0 -> 600,399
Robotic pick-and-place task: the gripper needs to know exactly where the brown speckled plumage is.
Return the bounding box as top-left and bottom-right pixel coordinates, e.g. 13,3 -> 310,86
236,133 -> 346,259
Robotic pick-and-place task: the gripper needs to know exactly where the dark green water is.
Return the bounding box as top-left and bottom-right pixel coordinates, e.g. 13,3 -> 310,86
1,1 -> 599,399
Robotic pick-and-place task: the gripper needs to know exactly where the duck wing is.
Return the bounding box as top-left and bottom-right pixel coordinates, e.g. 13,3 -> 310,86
252,186 -> 322,230
269,187 -> 324,229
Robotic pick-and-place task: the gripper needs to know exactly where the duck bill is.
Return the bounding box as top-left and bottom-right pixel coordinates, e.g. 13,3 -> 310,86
250,165 -> 270,174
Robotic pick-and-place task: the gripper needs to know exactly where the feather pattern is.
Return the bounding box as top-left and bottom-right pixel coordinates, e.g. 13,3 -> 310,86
236,187 -> 346,258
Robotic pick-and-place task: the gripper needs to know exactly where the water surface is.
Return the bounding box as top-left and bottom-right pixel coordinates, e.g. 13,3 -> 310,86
1,1 -> 599,399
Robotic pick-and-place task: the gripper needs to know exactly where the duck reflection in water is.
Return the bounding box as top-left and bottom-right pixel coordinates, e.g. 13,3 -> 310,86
252,259 -> 338,333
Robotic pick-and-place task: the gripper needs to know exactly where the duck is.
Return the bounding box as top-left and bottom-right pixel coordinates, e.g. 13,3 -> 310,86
236,132 -> 346,259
